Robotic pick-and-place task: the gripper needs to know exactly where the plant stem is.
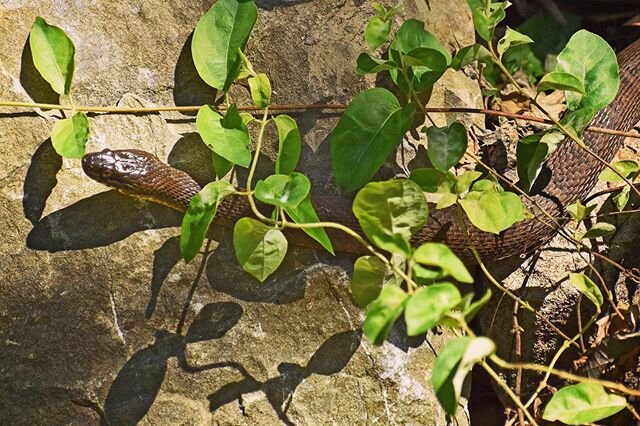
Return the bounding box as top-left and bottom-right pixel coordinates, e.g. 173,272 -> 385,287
1,99 -> 637,139
490,355 -> 640,397
481,361 -> 539,426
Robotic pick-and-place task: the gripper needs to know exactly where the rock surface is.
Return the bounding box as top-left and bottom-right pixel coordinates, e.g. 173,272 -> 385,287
0,0 -> 478,424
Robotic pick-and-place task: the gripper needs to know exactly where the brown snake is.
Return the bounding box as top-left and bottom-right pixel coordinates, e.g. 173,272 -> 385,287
82,39 -> 640,259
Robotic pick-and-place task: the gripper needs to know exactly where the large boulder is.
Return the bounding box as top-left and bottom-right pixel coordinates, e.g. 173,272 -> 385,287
0,0 -> 479,424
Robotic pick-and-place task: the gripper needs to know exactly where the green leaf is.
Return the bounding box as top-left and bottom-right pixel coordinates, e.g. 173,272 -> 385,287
371,2 -> 386,16
598,160 -> 640,183
254,172 -> 310,209
425,122 -> 468,172
542,383 -> 626,425
568,273 -> 603,309
212,152 -> 233,179
463,289 -> 492,323
577,222 -> 616,240
555,30 -> 620,112
363,285 -> 408,345
365,15 -> 392,51
248,73 -> 271,108
353,180 -> 428,256
180,180 -> 235,262
613,186 -> 631,212
197,104 -> 251,167
566,200 -> 595,223
432,336 -> 496,415
284,195 -> 334,254
237,48 -> 255,79
351,256 -> 387,308
388,19 -> 451,93
451,44 -> 492,70
497,27 -> 533,59
468,1 -> 510,42
410,168 -> 456,193
29,17 -> 75,95
191,0 -> 258,90
50,112 -> 89,159
537,71 -> 585,94
516,131 -> 563,193
273,115 -> 301,175
410,168 -> 458,209
413,242 -> 473,283
561,107 -> 596,136
355,53 -> 397,74
233,217 -> 288,282
456,171 -> 482,194
405,283 -> 462,335
460,190 -> 526,234
330,88 -> 415,193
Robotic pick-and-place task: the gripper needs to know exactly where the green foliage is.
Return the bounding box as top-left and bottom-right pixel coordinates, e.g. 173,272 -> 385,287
363,285 -> 408,344
29,17 -> 75,95
451,44 -> 492,70
388,19 -> 451,94
254,173 -> 310,209
352,180 -> 428,256
568,273 -> 603,309
50,112 -> 89,158
412,243 -> 473,283
467,0 -> 510,42
599,160 -> 640,183
405,283 -> 461,335
576,222 -> 616,241
248,73 -> 272,108
496,27 -> 532,60
191,0 -> 257,91
364,3 -> 399,50
351,256 -> 387,307
542,383 -> 627,425
233,217 -> 288,282
180,181 -> 235,262
283,196 -> 334,254
273,115 -> 301,175
566,200 -> 595,223
432,336 -> 496,415
425,122 -> 468,172
555,30 -> 620,112
516,131 -> 563,192
197,104 -> 251,167
330,88 -> 415,193
460,181 -> 526,234
537,72 -> 585,94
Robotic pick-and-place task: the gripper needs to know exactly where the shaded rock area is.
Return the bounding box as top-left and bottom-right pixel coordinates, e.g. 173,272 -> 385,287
0,0 -> 479,425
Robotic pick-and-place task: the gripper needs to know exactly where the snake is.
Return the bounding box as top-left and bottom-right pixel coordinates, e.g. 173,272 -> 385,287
81,38 -> 640,259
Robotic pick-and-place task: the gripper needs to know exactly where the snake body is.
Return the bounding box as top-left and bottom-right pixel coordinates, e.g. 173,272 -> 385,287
82,39 -> 640,258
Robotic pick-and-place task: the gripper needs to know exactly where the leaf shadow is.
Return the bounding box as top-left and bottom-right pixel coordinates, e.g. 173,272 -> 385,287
207,330 -> 361,424
20,37 -> 59,104
173,32 -> 217,113
104,302 -> 243,425
22,138 -> 62,225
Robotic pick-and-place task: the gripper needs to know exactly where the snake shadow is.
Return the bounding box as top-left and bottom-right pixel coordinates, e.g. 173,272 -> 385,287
207,330 -> 361,424
104,302 -> 243,426
26,190 -> 182,251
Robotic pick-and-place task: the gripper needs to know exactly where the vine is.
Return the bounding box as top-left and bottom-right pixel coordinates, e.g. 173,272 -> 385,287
6,0 -> 640,424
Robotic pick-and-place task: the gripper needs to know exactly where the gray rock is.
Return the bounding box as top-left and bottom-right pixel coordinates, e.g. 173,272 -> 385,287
0,0 -> 477,425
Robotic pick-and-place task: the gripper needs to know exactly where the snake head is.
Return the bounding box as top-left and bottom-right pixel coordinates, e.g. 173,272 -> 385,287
82,149 -> 157,192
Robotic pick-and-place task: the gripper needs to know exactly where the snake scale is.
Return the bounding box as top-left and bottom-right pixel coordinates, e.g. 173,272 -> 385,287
82,38 -> 640,259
